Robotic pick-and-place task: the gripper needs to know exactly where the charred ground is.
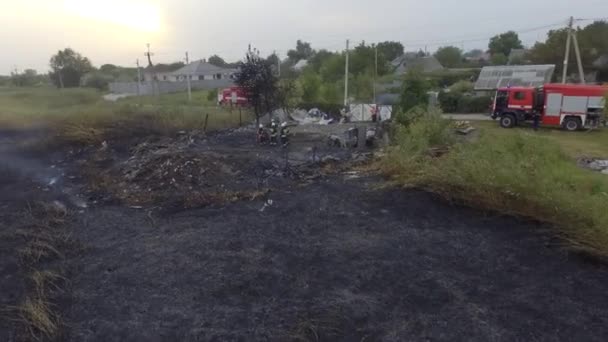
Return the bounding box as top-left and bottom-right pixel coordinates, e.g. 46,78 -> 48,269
1,126 -> 608,341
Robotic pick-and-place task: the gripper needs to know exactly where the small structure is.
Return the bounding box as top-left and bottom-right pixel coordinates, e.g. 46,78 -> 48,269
144,60 -> 236,82
392,53 -> 444,74
474,65 -> 555,90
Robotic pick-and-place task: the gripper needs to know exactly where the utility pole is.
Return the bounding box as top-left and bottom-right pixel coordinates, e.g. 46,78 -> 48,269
373,45 -> 378,105
136,59 -> 141,97
185,52 -> 192,101
144,43 -> 158,96
562,17 -> 573,83
344,39 -> 350,107
572,29 -> 586,84
561,17 -> 586,84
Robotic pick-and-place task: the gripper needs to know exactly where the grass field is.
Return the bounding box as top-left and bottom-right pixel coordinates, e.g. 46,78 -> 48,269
0,87 -> 251,142
474,121 -> 608,158
383,114 -> 608,257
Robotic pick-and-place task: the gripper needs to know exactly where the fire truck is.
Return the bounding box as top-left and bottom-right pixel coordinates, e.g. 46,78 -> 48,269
218,87 -> 249,106
492,84 -> 607,131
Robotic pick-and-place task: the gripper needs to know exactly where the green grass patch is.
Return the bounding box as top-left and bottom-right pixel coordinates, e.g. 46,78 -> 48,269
383,115 -> 608,256
475,121 -> 608,158
0,87 -> 252,143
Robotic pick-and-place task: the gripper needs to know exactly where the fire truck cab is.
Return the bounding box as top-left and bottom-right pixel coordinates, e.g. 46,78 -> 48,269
492,84 -> 607,131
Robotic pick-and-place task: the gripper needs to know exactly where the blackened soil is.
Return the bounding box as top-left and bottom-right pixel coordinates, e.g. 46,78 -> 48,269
2,128 -> 608,342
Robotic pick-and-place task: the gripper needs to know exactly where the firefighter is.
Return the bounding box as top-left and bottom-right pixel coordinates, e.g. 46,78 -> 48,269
280,122 -> 290,147
257,124 -> 268,145
269,121 -> 278,146
533,112 -> 540,131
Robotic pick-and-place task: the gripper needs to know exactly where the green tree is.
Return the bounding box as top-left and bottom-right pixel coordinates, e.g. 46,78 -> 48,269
208,55 -> 227,67
463,49 -> 484,58
399,68 -> 430,114
299,71 -> 322,102
529,21 -> 608,79
234,47 -> 280,125
489,31 -> 523,56
287,40 -> 314,62
10,69 -> 39,87
376,41 -> 404,62
49,48 -> 94,88
490,53 -> 508,66
434,46 -> 463,68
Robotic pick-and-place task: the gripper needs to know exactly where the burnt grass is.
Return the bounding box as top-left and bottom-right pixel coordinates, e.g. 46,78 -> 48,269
2,127 -> 608,341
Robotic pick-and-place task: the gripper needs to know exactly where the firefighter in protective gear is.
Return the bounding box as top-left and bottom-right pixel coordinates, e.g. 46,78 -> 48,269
280,122 -> 290,147
269,121 -> 278,146
257,124 -> 268,144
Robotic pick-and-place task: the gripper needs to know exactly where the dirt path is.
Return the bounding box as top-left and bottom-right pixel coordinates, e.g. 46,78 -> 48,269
2,128 -> 608,341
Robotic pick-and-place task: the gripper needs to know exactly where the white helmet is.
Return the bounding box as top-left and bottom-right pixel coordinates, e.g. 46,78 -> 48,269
259,124 -> 264,128
281,122 -> 287,127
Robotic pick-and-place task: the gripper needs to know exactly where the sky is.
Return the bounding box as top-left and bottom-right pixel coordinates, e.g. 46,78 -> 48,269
1,0 -> 608,74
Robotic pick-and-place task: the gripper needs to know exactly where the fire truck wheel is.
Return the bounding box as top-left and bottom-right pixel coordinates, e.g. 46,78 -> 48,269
499,114 -> 516,129
563,117 -> 582,131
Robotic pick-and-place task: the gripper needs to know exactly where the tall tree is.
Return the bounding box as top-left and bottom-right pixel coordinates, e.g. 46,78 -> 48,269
376,41 -> 404,62
488,31 -> 523,56
434,46 -> 463,68
10,69 -> 39,87
399,68 -> 430,114
208,55 -> 227,67
490,53 -> 508,66
287,40 -> 314,62
49,48 -> 93,88
234,48 -> 280,126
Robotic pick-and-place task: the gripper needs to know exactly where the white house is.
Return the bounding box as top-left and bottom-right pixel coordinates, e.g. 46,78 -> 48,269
144,60 -> 236,82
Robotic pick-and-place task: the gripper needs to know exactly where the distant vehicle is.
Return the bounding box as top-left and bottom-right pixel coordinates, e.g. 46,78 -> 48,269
492,83 -> 608,131
218,86 -> 249,106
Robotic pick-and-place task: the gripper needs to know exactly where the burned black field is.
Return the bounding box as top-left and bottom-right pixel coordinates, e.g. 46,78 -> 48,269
2,127 -> 608,342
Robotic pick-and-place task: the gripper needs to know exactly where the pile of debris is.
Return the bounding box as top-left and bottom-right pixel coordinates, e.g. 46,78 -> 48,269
578,158 -> 608,174
453,121 -> 476,135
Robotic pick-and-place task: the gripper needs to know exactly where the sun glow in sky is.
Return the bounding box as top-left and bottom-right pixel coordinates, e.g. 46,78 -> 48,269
63,0 -> 161,33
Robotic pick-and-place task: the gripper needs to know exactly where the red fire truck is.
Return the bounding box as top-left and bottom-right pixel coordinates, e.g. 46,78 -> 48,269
492,83 -> 607,131
218,87 -> 249,106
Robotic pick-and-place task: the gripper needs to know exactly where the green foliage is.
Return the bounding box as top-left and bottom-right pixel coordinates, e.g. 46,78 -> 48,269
448,80 -> 474,94
425,69 -> 480,88
208,55 -> 227,67
49,48 -> 94,88
398,69 -> 430,113
434,46 -> 463,68
10,69 -> 43,87
207,89 -> 218,103
82,72 -> 113,90
488,31 -> 523,56
299,71 -> 322,102
529,21 -> 608,79
438,92 -> 491,113
350,42 -> 389,76
287,40 -> 314,62
376,41 -> 404,62
490,53 -> 508,66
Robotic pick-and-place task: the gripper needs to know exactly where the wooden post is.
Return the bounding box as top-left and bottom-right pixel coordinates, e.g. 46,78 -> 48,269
204,113 -> 209,132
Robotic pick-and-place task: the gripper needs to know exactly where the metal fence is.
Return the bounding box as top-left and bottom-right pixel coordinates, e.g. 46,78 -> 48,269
109,79 -> 234,95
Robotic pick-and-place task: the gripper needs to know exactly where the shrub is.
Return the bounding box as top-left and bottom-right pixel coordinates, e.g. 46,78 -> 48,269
438,91 -> 491,113
398,68 -> 430,113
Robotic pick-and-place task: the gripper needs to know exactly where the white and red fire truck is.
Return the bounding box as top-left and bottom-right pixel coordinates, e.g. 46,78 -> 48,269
218,86 -> 249,106
492,83 -> 607,131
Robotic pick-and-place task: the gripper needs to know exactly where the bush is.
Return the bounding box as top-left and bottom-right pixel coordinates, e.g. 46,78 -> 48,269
399,68 -> 430,113
207,89 -> 218,103
438,91 -> 491,113
82,73 -> 114,91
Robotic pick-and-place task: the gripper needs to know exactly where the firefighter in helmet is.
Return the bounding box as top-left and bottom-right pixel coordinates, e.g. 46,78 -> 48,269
269,120 -> 278,146
280,122 -> 290,147
257,124 -> 268,144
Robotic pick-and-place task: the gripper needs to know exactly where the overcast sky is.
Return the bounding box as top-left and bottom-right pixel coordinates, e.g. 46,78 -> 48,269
1,0 -> 607,74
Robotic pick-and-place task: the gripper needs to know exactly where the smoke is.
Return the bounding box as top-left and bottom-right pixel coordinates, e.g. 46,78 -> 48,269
0,151 -> 87,208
